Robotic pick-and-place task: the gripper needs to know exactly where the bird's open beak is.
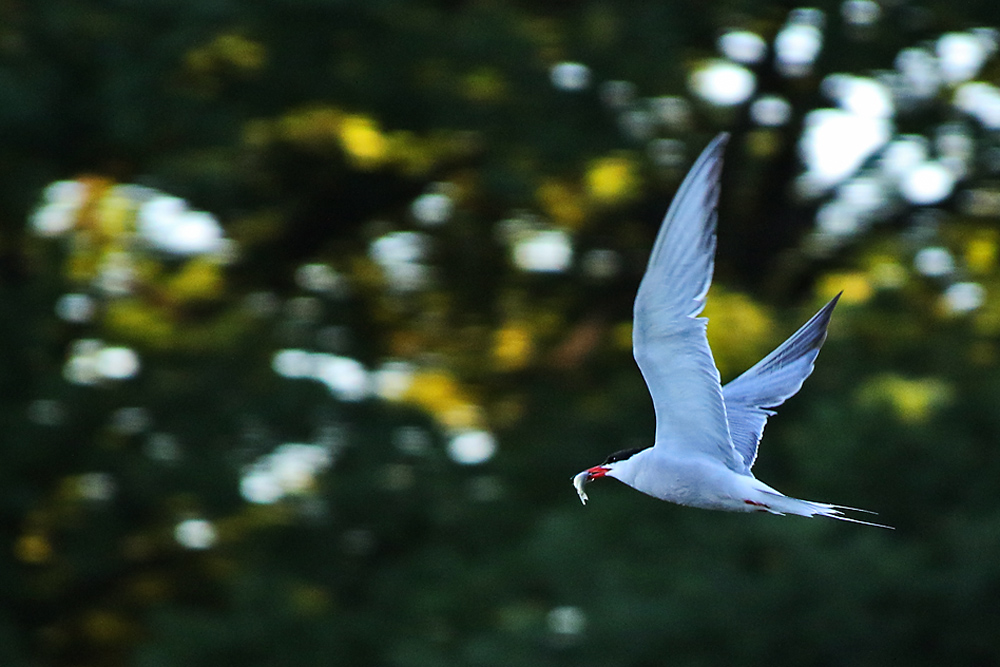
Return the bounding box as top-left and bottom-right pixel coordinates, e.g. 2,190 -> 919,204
572,466 -> 610,505
586,465 -> 610,480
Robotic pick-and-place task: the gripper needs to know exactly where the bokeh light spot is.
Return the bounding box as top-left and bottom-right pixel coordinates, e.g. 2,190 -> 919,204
55,293 -> 96,323
842,0 -> 881,26
174,519 -> 217,550
937,32 -> 988,84
374,361 -> 415,401
690,60 -> 756,106
273,349 -> 314,379
800,109 -> 891,189
944,282 -> 986,313
900,162 -> 957,205
775,21 -> 823,76
411,191 -> 454,226
750,96 -> 793,127
96,347 -> 141,380
314,354 -> 369,402
241,469 -> 284,504
550,62 -> 591,91
512,230 -> 572,273
447,430 -> 497,465
718,31 -> 767,64
914,247 -> 955,277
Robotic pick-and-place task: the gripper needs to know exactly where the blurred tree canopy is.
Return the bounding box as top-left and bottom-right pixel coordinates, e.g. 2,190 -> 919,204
5,0 -> 1000,666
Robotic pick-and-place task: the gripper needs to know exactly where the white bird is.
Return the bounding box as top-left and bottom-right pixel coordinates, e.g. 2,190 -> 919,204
572,133 -> 889,528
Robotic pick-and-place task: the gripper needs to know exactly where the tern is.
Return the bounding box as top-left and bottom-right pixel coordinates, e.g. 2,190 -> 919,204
573,133 -> 888,528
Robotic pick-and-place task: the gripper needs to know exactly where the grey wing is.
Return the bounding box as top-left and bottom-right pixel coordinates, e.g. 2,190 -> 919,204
722,293 -> 841,473
633,133 -> 742,472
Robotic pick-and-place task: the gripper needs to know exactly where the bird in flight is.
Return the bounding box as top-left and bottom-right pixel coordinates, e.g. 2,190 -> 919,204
572,133 -> 889,528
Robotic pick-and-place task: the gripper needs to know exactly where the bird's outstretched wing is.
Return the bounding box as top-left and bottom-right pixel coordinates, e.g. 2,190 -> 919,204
633,133 -> 742,472
722,294 -> 841,473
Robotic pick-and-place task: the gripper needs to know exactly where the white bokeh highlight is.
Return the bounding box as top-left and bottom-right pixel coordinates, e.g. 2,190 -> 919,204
370,231 -> 431,291
412,191 -> 454,226
899,162 -> 957,205
550,62 -> 591,91
690,60 -> 756,106
55,293 -> 96,323
842,0 -> 880,27
512,229 -> 572,273
799,110 -> 891,190
914,247 -> 955,277
775,10 -> 825,77
447,430 -> 497,465
240,443 -> 334,504
273,349 -> 370,402
944,282 -> 986,313
718,31 -> 767,64
174,518 -> 217,550
373,361 -> 415,401
750,96 -> 793,127
937,32 -> 989,84
138,196 -> 226,256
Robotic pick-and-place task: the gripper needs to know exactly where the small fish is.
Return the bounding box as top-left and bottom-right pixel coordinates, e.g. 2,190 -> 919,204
572,470 -> 590,505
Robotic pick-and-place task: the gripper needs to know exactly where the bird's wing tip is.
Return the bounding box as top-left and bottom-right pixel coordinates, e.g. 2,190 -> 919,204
708,132 -> 731,154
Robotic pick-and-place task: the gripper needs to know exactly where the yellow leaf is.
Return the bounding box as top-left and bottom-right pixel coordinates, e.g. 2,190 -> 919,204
169,258 -> 224,302
966,235 -> 998,274
585,155 -> 640,204
339,115 -> 389,169
818,272 -> 873,305
538,179 -> 586,229
494,324 -> 534,370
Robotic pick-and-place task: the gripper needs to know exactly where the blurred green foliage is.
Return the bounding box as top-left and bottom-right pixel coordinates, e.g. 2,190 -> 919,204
4,1 -> 1000,666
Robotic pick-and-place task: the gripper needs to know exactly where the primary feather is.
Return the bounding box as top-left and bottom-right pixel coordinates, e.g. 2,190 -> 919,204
632,133 -> 740,472
723,293 -> 842,472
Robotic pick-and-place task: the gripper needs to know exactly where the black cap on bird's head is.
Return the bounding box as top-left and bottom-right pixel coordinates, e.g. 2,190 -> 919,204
587,446 -> 644,478
602,447 -> 645,465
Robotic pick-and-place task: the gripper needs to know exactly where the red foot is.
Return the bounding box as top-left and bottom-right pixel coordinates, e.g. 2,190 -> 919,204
744,499 -> 770,510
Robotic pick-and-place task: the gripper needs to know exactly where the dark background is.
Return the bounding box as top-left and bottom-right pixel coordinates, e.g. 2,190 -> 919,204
3,1 -> 1000,665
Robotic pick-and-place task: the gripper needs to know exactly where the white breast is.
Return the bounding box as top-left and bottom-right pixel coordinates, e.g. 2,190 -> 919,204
609,448 -> 757,511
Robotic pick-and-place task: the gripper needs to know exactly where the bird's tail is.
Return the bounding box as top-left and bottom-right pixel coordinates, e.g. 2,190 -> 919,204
760,491 -> 893,529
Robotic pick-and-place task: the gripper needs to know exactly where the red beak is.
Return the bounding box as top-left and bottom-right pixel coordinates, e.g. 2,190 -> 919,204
586,465 -> 610,480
